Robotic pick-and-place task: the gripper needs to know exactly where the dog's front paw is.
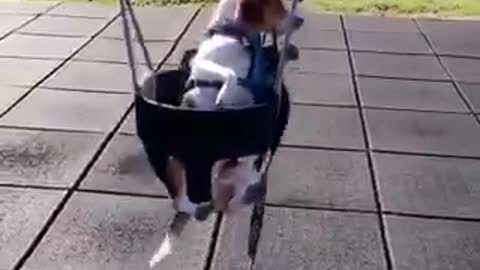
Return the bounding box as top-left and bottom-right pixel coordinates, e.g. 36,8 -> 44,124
194,202 -> 214,221
285,44 -> 300,61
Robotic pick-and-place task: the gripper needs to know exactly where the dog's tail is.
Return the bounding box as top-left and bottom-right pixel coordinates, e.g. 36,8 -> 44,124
149,212 -> 190,268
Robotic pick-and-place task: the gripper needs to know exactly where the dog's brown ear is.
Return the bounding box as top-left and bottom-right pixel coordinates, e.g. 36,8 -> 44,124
238,0 -> 265,29
238,0 -> 288,31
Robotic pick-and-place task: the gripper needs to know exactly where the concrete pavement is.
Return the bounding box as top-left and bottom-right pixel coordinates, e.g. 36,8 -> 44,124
0,1 -> 480,270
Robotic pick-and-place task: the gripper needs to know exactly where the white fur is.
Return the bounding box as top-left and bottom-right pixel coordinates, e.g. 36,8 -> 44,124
184,34 -> 254,109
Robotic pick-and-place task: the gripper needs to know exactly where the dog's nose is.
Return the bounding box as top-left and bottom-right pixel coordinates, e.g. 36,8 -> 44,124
292,16 -> 304,29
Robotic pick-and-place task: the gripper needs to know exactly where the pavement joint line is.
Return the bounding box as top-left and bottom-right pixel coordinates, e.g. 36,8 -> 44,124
291,103 -> 357,110
69,58 -> 178,68
99,35 -> 178,43
290,70 -> 455,83
343,28 -> 421,34
203,214 -> 223,270
383,211 -> 480,223
16,30 -> 95,39
0,55 -> 75,62
71,57 -> 154,66
298,48 -> 347,53
356,73 -> 453,83
42,12 -> 117,20
38,86 -> 131,95
0,183 -> 68,192
437,53 -> 480,60
266,203 -> 480,223
414,19 -> 480,126
292,102 -> 474,115
291,102 -> 358,109
76,188 -> 170,200
351,49 -> 435,56
362,105 -> 473,115
341,15 -> 394,270
298,47 -> 347,52
117,131 -> 136,136
0,1 -> 63,41
372,149 -> 480,160
0,124 -> 106,135
265,203 -> 378,215
279,144 -> 366,153
0,13 -> 120,120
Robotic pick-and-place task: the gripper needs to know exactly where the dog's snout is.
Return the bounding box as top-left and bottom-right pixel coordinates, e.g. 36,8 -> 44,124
292,16 -> 304,29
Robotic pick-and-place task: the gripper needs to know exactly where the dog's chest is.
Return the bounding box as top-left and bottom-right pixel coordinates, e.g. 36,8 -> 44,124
197,35 -> 251,76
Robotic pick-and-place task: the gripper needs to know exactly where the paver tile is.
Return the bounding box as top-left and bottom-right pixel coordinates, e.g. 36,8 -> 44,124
366,110 -> 480,157
81,134 -> 167,197
0,14 -> 34,38
297,10 -> 341,31
165,38 -> 199,65
100,6 -> 197,41
286,72 -> 355,105
41,61 -> 142,93
354,52 -> 448,80
0,187 -> 64,270
75,37 -> 172,65
47,2 -> 118,19
163,7 -> 212,65
0,34 -> 85,59
442,56 -> 480,83
294,30 -> 346,50
459,83 -> 480,112
18,16 -> 108,37
0,129 -> 102,187
252,208 -> 387,270
0,58 -> 61,87
0,86 -> 28,115
375,153 -> 480,219
348,31 -> 432,54
181,6 -> 213,42
283,105 -> 364,149
119,110 -> 136,135
386,216 -> 480,270
267,148 -> 375,210
418,19 -> 480,57
0,90 -> 131,132
358,77 -> 468,112
0,1 -> 57,15
24,192 -> 214,270
289,50 -> 350,74
211,207 -> 252,270
345,15 -> 418,32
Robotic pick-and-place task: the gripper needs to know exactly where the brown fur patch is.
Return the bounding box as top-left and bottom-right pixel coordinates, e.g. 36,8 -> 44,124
238,0 -> 288,31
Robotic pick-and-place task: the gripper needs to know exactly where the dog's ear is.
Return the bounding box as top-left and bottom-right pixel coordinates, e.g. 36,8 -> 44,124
238,0 -> 265,29
237,0 -> 288,31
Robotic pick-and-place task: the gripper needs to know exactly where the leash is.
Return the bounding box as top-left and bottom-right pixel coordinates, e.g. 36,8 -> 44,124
248,0 -> 303,262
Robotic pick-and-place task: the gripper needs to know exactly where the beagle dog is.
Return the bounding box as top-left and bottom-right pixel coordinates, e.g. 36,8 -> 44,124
175,0 -> 302,217
149,0 -> 303,266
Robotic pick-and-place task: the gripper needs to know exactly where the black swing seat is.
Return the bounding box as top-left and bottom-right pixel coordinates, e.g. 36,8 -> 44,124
135,69 -> 278,161
134,48 -> 290,204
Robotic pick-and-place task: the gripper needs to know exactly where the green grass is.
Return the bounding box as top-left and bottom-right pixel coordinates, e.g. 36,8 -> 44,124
16,0 -> 480,16
308,0 -> 480,17
39,0 -> 215,7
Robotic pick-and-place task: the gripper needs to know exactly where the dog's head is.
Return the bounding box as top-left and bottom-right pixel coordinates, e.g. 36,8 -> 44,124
237,0 -> 287,31
236,0 -> 304,33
